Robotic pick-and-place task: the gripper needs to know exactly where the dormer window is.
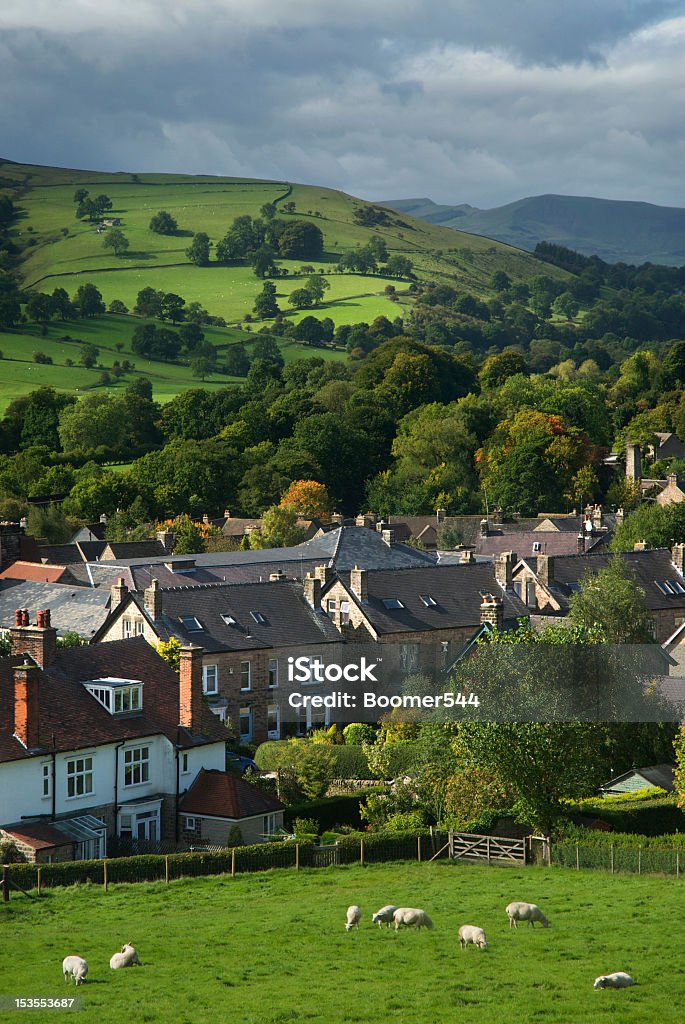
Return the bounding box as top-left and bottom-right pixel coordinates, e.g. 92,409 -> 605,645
84,677 -> 143,715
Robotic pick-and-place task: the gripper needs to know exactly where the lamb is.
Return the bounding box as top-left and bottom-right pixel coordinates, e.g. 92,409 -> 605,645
62,956 -> 88,986
505,902 -> 549,928
594,973 -> 636,989
393,907 -> 433,931
345,905 -> 362,931
371,905 -> 398,928
109,943 -> 142,969
458,925 -> 488,949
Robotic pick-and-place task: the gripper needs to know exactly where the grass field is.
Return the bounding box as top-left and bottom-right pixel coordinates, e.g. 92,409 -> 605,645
2,860 -> 682,1024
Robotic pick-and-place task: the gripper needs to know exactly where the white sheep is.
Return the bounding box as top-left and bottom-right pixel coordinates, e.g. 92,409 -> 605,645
505,901 -> 549,928
594,972 -> 636,989
371,905 -> 398,928
458,925 -> 488,949
62,956 -> 88,986
345,905 -> 362,931
109,942 -> 142,969
393,907 -> 433,931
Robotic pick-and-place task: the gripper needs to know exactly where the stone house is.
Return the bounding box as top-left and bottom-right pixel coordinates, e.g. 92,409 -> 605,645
92,577 -> 342,743
0,610 -> 227,862
179,768 -> 284,847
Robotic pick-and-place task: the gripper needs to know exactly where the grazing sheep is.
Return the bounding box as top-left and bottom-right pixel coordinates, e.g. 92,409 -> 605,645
393,907 -> 433,931
594,973 -> 636,989
109,943 -> 142,969
458,925 -> 488,949
62,956 -> 88,986
505,902 -> 549,928
345,905 -> 362,931
371,905 -> 398,928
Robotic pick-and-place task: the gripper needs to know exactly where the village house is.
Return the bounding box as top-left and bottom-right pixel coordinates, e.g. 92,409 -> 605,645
179,768 -> 284,847
0,610 -> 228,862
92,577 -> 343,742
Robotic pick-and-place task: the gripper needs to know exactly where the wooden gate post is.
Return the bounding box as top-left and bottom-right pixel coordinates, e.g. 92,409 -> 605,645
417,835 -> 421,863
2,865 -> 9,903
677,851 -> 680,880
576,844 -> 580,871
638,846 -> 642,875
165,855 -> 169,883
487,836 -> 491,866
103,859 -> 108,892
360,839 -> 365,866
231,848 -> 235,879
295,843 -> 299,870
610,845 -> 614,874
37,866 -> 42,896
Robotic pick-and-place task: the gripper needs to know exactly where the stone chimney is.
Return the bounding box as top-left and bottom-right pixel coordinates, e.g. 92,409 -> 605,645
110,577 -> 128,610
349,565 -> 368,603
314,564 -> 333,585
224,509 -> 232,519
536,555 -> 554,587
303,573 -> 322,611
672,543 -> 685,576
480,594 -> 503,631
269,569 -> 286,581
480,518 -> 489,537
9,609 -> 57,669
460,549 -> 475,563
577,532 -> 585,554
157,528 -> 176,554
144,578 -> 162,620
99,512 -> 108,524
202,513 -> 210,525
356,514 -> 375,529
494,551 -> 517,590
381,529 -> 395,546
178,645 -> 204,733
615,507 -> 625,525
633,540 -> 649,551
625,443 -> 642,482
592,505 -> 603,531
13,658 -> 40,749
436,508 -> 446,524
330,512 -> 344,526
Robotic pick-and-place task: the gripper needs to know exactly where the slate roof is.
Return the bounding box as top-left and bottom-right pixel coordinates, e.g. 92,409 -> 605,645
478,531 -> 606,558
522,549 -> 685,613
180,768 -> 284,819
100,579 -> 342,653
0,636 -> 226,765
37,544 -> 82,565
104,560 -> 325,593
0,580 -> 111,637
102,541 -> 165,560
601,763 -> 676,792
327,563 -> 529,636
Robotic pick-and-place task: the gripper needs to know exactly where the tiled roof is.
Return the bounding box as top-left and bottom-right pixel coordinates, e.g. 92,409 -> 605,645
329,563 -> 529,636
478,532 -> 607,558
180,768 -> 284,819
602,762 -> 676,792
120,580 -> 341,653
524,549 -> 685,612
0,580 -> 110,637
0,636 -> 226,765
0,561 -> 69,583
1,821 -> 73,850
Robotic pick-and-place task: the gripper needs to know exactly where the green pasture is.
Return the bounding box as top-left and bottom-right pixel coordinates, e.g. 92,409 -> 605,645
1,860 -> 681,1024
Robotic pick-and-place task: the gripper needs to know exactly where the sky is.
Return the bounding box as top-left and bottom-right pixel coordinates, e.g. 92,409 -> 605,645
1,0 -> 684,209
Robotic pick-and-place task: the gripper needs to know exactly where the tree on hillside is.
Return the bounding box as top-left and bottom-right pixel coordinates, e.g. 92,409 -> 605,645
102,228 -> 129,256
186,232 -> 210,266
74,283 -> 105,318
277,221 -> 324,259
134,286 -> 165,318
260,202 -> 277,220
149,210 -> 178,235
250,244 -> 278,279
159,292 -> 186,324
191,355 -> 217,382
248,504 -> 307,549
254,281 -> 280,319
384,254 -> 413,278
288,288 -> 314,310
280,480 -> 332,519
305,275 -> 329,306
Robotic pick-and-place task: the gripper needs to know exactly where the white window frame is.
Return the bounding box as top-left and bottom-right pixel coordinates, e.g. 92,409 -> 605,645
41,762 -> 51,799
263,813 -> 277,835
184,816 -> 197,831
123,619 -> 132,638
123,745 -> 150,787
66,756 -> 94,799
302,656 -> 324,685
114,685 -> 142,713
267,703 -> 280,739
203,664 -> 219,695
326,599 -> 336,616
268,658 -> 278,688
240,660 -> 251,691
340,601 -> 350,625
135,619 -> 145,635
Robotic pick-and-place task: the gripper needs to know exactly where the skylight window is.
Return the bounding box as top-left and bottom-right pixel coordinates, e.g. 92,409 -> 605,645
221,614 -> 237,626
250,611 -> 267,624
382,598 -> 404,610
420,594 -> 437,607
179,615 -> 203,631
656,579 -> 685,596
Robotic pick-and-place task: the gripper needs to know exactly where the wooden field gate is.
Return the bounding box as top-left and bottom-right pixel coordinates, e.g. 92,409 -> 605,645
447,832 -> 527,865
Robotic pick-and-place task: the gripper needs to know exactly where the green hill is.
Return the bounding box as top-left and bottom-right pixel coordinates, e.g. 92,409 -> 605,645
381,194 -> 685,266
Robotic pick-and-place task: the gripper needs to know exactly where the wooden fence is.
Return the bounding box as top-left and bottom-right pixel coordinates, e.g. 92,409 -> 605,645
446,832 -> 527,865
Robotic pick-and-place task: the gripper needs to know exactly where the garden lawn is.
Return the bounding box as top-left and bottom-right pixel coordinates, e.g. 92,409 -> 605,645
2,860 -> 682,1024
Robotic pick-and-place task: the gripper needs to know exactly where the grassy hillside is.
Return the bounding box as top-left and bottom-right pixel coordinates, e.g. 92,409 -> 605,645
2,158 -> 569,320
3,860 -> 682,1024
381,194 -> 685,266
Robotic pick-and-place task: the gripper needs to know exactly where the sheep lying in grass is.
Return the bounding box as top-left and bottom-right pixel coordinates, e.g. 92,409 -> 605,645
371,905 -> 398,928
345,905 -> 362,931
393,907 -> 433,931
109,943 -> 142,969
505,902 -> 549,928
62,956 -> 88,985
594,973 -> 636,989
458,925 -> 488,949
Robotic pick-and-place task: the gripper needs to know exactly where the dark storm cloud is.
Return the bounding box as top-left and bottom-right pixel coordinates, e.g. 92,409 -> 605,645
1,1 -> 683,207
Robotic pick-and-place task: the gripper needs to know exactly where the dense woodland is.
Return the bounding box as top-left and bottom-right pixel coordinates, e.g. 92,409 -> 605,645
2,190 -> 685,541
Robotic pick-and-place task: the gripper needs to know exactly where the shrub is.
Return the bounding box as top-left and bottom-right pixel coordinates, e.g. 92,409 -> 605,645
285,791 -> 381,832
342,723 -> 375,746
292,817 -> 318,837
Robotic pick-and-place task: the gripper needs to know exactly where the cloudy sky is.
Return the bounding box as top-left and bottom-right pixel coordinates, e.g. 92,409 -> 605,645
1,0 -> 684,208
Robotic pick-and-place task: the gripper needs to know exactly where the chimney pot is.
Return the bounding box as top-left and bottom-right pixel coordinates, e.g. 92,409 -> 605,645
381,528 -> 395,546
480,593 -> 504,631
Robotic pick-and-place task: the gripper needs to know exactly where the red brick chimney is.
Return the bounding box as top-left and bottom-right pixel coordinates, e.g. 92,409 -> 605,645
13,658 -> 40,749
9,609 -> 57,669
178,644 -> 204,733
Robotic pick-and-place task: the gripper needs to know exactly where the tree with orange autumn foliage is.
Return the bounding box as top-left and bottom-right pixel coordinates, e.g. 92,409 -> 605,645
279,480 -> 333,520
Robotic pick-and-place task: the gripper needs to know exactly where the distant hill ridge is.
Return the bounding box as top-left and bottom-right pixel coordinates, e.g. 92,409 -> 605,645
379,193 -> 685,266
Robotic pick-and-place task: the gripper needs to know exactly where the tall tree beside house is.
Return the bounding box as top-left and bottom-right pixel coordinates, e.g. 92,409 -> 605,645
568,556 -> 654,644
279,479 -> 332,519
